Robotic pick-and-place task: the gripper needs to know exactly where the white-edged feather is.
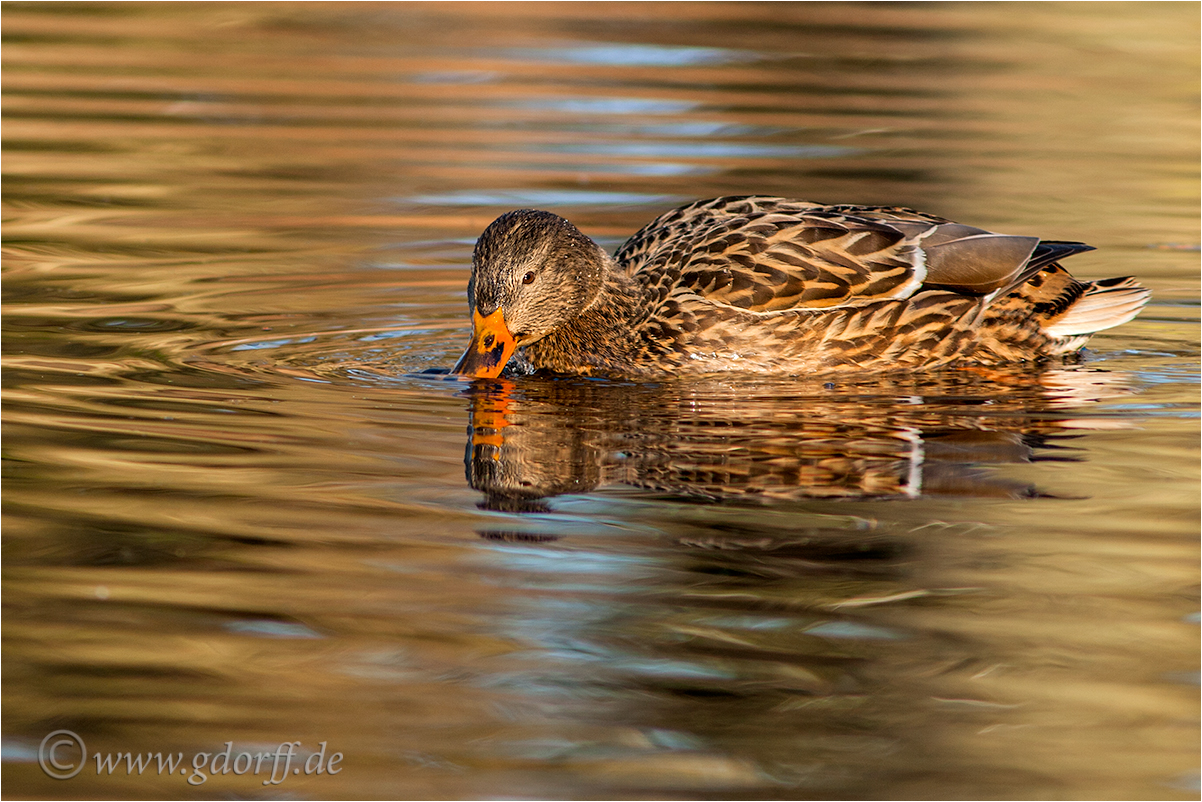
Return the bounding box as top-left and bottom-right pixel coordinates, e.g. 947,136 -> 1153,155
1043,280 -> 1150,338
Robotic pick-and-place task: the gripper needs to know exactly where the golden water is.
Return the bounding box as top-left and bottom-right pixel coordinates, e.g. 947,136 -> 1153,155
3,3 -> 1198,799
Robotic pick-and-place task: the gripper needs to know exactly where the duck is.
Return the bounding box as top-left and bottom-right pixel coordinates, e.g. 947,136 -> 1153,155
452,196 -> 1149,379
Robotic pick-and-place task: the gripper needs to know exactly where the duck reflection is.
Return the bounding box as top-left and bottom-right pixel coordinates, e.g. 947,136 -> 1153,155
464,366 -> 1130,512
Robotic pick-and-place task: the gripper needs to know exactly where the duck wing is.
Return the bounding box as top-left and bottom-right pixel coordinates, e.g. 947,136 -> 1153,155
617,196 -> 1088,312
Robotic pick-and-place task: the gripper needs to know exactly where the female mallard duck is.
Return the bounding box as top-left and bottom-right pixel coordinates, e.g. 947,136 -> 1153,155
453,196 -> 1149,379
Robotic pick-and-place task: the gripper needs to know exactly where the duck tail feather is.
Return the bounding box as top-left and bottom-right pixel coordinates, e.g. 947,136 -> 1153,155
1042,277 -> 1150,338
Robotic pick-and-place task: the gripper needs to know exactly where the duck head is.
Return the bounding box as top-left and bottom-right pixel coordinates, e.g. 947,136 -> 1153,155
454,209 -> 607,378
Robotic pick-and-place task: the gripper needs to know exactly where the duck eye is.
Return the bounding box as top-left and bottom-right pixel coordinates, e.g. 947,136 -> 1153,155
521,271 -> 536,285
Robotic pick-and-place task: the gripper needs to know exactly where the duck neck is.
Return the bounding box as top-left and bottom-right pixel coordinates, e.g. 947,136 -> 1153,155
523,258 -> 643,374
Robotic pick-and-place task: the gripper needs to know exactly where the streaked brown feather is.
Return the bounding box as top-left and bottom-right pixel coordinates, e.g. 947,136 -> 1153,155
617,197 -> 1059,314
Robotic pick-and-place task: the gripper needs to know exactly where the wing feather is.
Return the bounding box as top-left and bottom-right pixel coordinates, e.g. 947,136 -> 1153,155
617,197 -> 1068,314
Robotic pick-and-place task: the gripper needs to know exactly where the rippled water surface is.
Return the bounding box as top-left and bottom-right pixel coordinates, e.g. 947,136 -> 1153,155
3,3 -> 1199,799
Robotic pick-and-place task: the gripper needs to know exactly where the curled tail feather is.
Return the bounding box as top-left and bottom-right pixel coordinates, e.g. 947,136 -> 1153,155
1041,276 -> 1150,339
977,264 -> 1150,362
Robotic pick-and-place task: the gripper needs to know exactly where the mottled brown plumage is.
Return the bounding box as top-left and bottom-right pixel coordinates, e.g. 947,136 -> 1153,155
452,196 -> 1149,379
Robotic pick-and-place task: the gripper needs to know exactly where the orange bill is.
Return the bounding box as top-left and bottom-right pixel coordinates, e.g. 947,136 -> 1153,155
452,308 -> 517,378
